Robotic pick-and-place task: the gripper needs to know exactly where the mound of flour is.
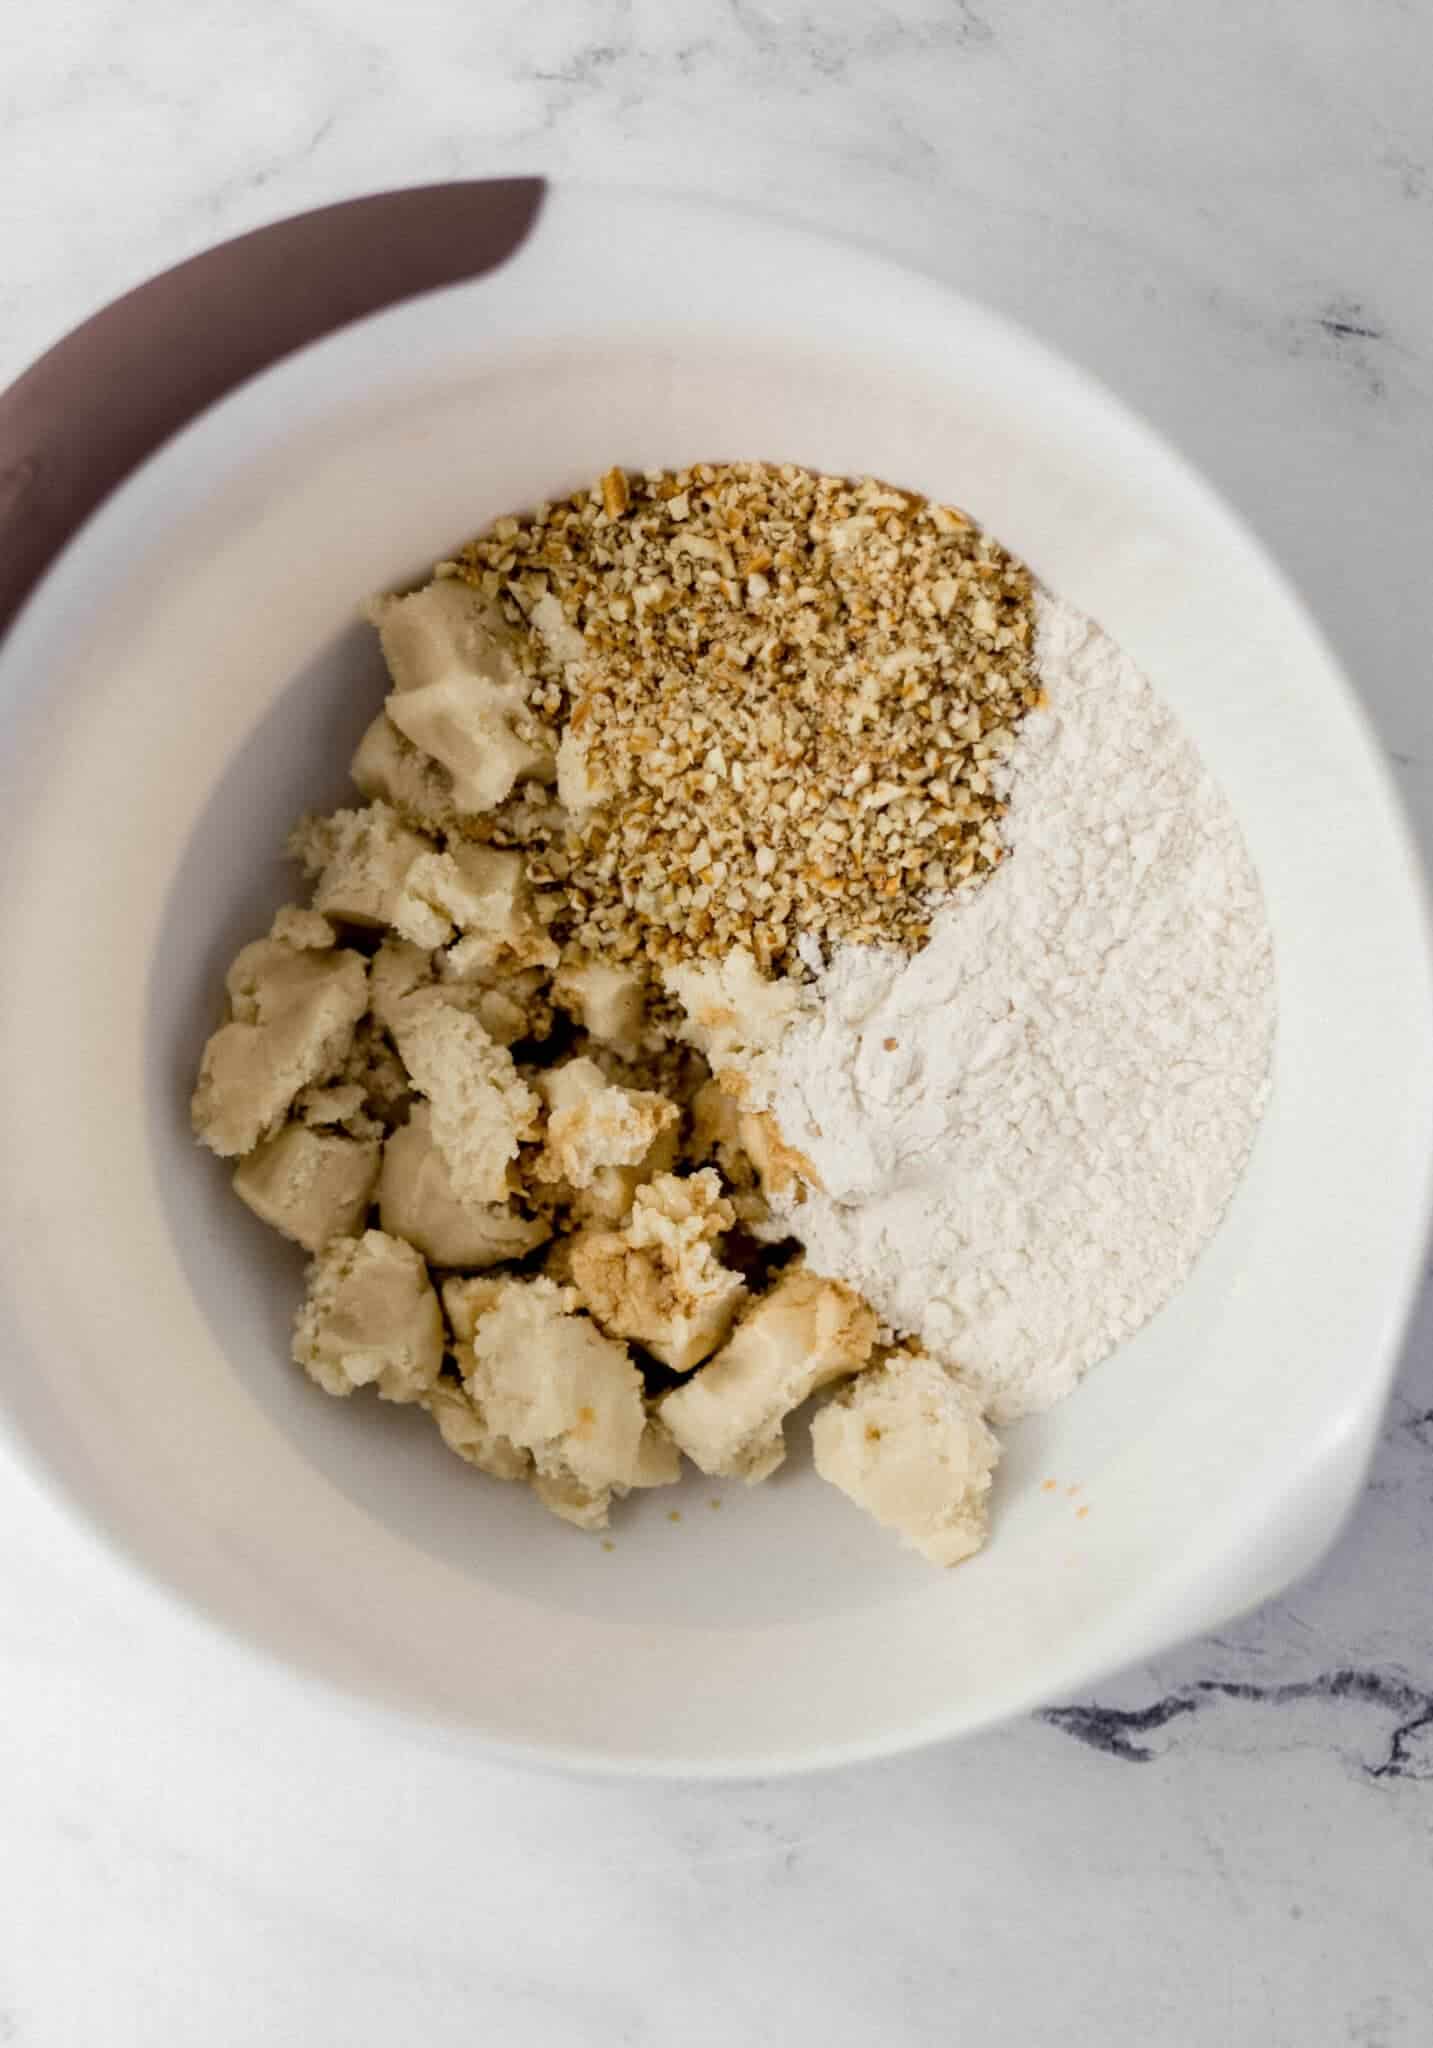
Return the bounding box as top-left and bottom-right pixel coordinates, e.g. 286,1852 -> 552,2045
768,591 -> 1276,1423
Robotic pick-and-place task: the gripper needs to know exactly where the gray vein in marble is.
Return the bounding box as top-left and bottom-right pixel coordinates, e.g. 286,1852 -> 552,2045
1041,1669 -> 1433,1777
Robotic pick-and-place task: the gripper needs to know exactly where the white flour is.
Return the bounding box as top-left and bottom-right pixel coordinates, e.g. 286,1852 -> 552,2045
768,590 -> 1275,1423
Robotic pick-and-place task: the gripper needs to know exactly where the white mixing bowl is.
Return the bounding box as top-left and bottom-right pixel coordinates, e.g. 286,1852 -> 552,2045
1,183 -> 1429,1776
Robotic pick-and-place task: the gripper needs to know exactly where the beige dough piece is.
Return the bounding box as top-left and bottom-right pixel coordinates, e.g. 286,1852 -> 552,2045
536,1057 -> 679,1204
663,946 -> 807,1097
425,844 -> 557,971
440,1274 -> 507,1348
233,1122 -> 381,1252
570,1170 -> 747,1372
424,1381 -> 531,1484
552,952 -> 648,1058
290,802 -> 441,937
810,1348 -> 1000,1567
735,1108 -> 821,1201
467,1277 -> 678,1528
659,1264 -> 878,1482
350,712 -> 462,834
391,997 -> 540,1206
293,1229 -> 444,1403
372,582 -> 555,814
379,1104 -> 550,1269
191,914 -> 368,1158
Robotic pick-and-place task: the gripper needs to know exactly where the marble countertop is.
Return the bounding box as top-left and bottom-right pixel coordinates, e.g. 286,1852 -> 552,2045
3,3 -> 1431,2042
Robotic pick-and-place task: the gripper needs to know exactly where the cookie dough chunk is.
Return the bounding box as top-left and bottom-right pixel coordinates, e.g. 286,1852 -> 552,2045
373,582 -> 555,814
553,952 -> 647,1058
350,712 -> 462,834
659,1265 -> 878,1482
424,1381 -> 530,1484
811,1348 -> 999,1567
467,1277 -> 678,1528
379,1104 -> 550,1269
233,1122 -> 381,1252
191,913 -> 368,1158
392,998 -> 540,1206
290,803 -> 441,937
293,1229 -> 443,1403
663,946 -> 807,1100
429,846 -> 558,972
535,1057 -> 679,1223
571,1170 -> 747,1372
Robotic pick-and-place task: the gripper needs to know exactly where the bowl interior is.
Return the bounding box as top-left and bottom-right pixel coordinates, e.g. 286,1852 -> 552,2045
1,191 -> 1428,1772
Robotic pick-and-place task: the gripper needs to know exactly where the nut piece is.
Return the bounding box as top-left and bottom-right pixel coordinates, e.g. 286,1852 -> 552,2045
570,1170 -> 747,1372
379,1104 -> 550,1269
293,1229 -> 444,1403
233,1122 -> 380,1252
810,1347 -> 999,1567
536,1057 -> 679,1204
424,1381 -> 531,1484
467,1276 -> 678,1528
191,914 -> 368,1158
392,998 -> 540,1206
372,583 -> 554,815
659,1264 -> 878,1482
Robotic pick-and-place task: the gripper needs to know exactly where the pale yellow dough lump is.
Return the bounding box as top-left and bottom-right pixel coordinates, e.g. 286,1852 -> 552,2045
570,1169 -> 748,1372
467,1276 -> 679,1528
233,1122 -> 381,1252
810,1347 -> 1000,1567
191,910 -> 368,1158
378,1104 -> 549,1269
293,1229 -> 444,1402
391,997 -> 540,1206
534,1057 -> 679,1225
372,581 -> 555,813
660,1264 -> 878,1481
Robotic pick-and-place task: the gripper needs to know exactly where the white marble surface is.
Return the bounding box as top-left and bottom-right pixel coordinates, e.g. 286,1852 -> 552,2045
3,3 -> 1432,2042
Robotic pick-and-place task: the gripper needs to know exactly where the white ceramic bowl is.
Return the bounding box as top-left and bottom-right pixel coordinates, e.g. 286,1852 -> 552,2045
2,183 -> 1430,1777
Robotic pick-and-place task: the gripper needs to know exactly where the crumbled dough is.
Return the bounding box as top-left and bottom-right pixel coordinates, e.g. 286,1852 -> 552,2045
292,1080 -> 383,1142
379,1104 -> 550,1269
424,1381 -> 531,1484
440,1274 -> 507,1348
467,1277 -> 677,1527
373,583 -> 555,814
293,1229 -> 444,1402
659,1264 -> 877,1481
336,1017 -> 413,1130
555,725 -> 609,819
233,1122 -> 380,1252
570,1170 -> 747,1372
192,913 -> 368,1157
735,1108 -> 821,1201
290,802 -> 439,936
350,712 -> 464,834
370,577 -> 528,697
536,1057 -> 679,1192
811,1347 -> 999,1567
270,905 -> 338,951
416,844 -> 557,970
528,587 -> 588,667
368,938 -> 436,1036
552,952 -> 647,1057
392,998 -> 540,1205
663,947 -> 808,1102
